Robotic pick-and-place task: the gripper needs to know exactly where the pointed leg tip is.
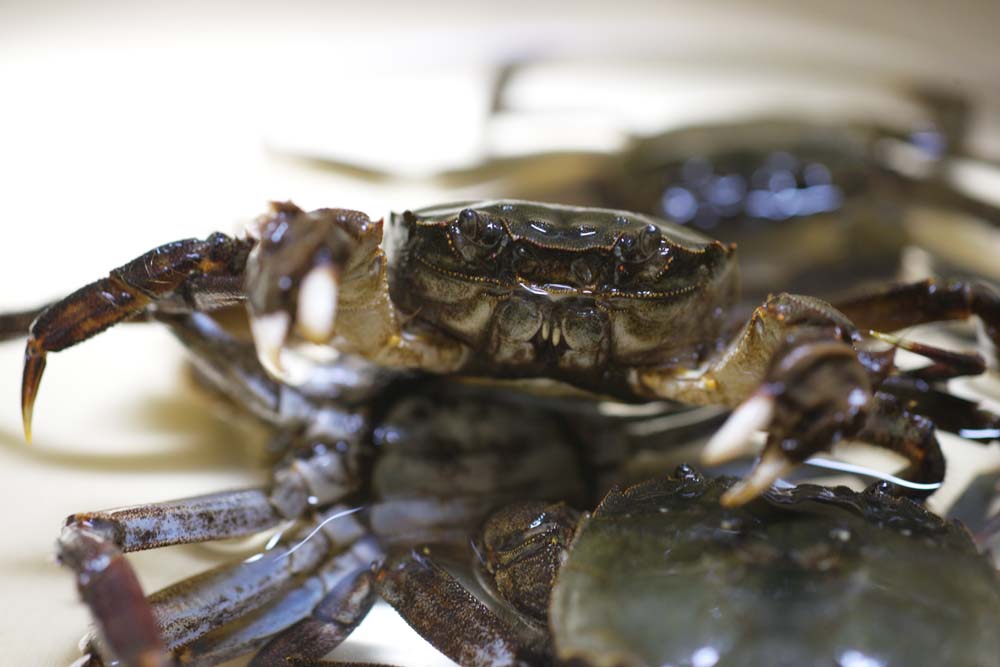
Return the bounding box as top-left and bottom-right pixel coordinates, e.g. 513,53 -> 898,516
21,341 -> 46,444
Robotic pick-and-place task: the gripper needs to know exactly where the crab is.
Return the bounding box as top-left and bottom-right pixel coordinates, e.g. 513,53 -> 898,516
18,311 -> 720,667
380,466 -> 1000,667
18,200 -> 1000,508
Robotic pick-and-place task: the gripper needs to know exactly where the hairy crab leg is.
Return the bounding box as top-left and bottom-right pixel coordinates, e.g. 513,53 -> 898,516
58,489 -> 283,667
79,542 -> 380,667
834,278 -> 1000,351
377,550 -> 548,667
21,233 -> 253,439
881,375 -> 1000,442
720,391 -> 945,506
61,417 -> 366,665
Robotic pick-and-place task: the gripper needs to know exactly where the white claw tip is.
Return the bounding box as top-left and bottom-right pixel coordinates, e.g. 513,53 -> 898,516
720,449 -> 795,507
701,393 -> 775,465
250,311 -> 291,378
297,265 -> 339,344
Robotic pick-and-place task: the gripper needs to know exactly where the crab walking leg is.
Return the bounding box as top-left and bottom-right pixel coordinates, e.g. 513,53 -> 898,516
880,375 -> 1000,442
247,566 -> 377,667
834,278 -> 1000,351
856,391 -> 946,491
150,506 -> 368,648
58,489 -> 281,667
377,550 -> 548,667
159,312 -> 315,425
61,432 -> 365,667
172,537 -> 382,667
20,233 -> 253,439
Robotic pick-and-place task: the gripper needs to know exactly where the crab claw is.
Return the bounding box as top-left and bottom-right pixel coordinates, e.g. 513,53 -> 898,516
701,392 -> 794,507
720,447 -> 795,507
245,203 -> 379,382
701,392 -> 775,466
296,263 -> 339,345
248,310 -> 292,378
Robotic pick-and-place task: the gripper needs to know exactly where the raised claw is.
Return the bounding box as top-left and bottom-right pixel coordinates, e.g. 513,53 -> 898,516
245,203 -> 379,382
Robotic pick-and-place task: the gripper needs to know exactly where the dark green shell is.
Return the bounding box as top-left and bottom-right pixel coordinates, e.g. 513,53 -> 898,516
550,470 -> 1000,667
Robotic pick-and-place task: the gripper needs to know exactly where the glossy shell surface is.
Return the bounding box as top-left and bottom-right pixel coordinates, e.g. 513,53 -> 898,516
387,201 -> 739,388
551,473 -> 1000,667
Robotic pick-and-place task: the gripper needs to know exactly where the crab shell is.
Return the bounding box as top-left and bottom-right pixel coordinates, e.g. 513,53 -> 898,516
550,472 -> 1000,667
387,201 -> 739,389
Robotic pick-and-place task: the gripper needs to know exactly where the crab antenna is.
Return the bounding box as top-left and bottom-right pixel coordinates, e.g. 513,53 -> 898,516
21,341 -> 46,443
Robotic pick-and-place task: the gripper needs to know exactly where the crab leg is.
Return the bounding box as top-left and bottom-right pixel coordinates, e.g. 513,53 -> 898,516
21,233 -> 253,439
61,420 -> 366,665
881,375 -> 1000,442
246,564 -> 378,667
165,537 -> 382,667
377,550 -> 548,667
720,391 -> 945,506
834,278 -> 1000,350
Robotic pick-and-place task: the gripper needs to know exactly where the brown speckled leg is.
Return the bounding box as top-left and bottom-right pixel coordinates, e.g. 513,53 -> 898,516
377,549 -> 549,667
834,278 -> 1000,351
70,503 -> 375,666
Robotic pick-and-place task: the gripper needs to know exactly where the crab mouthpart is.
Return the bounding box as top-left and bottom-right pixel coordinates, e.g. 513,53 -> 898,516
295,264 -> 339,344
250,311 -> 291,378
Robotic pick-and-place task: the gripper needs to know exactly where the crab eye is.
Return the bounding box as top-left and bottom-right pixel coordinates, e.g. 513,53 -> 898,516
638,224 -> 662,258
614,224 -> 662,264
450,209 -> 506,263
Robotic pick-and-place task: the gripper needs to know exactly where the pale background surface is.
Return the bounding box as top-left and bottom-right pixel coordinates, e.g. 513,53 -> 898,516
1,2 -> 1000,665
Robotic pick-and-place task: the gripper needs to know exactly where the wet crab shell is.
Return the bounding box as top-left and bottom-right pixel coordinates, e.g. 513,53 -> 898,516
550,472 -> 1000,667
